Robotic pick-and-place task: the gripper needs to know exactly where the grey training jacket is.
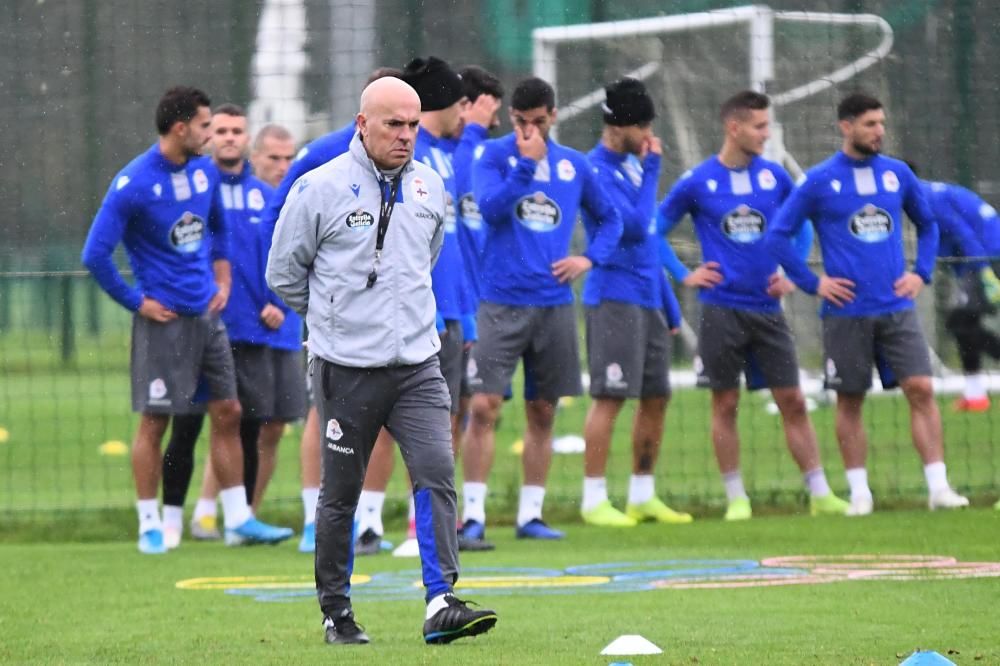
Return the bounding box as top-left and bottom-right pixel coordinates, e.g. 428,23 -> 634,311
266,133 -> 446,368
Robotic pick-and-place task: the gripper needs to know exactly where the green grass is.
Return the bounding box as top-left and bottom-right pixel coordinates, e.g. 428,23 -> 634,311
1,509 -> 998,664
1,367 -> 1000,517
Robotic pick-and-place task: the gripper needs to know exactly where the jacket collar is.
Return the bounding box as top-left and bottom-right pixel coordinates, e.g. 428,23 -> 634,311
350,132 -> 414,182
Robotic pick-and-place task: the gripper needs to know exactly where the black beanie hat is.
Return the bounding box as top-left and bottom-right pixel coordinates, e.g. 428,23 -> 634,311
602,78 -> 655,127
402,56 -> 464,112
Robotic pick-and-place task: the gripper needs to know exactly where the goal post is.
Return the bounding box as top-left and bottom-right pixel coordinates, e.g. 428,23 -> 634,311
532,4 -> 893,179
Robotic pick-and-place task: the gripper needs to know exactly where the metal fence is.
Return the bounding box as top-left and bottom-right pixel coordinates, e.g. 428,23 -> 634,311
2,1 -> 999,514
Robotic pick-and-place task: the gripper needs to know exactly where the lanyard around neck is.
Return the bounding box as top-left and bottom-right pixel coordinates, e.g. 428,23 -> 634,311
366,174 -> 402,289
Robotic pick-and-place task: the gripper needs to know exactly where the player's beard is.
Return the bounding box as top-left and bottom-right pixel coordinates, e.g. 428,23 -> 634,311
215,155 -> 243,170
851,139 -> 880,156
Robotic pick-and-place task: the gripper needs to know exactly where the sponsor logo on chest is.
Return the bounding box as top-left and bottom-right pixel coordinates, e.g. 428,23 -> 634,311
515,191 -> 562,232
721,205 -> 766,243
169,211 -> 206,253
848,204 -> 893,243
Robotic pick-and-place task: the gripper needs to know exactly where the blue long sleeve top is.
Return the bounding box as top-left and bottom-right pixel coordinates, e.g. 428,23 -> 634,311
81,143 -> 227,316
217,163 -> 295,347
657,155 -> 795,313
582,143 -> 681,326
415,126 -> 466,323
765,152 -> 939,317
472,133 -> 623,307
925,180 -> 1000,276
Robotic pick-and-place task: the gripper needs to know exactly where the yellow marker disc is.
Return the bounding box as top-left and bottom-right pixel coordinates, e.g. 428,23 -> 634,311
0,427 -> 9,443
98,440 -> 129,456
510,439 -> 524,455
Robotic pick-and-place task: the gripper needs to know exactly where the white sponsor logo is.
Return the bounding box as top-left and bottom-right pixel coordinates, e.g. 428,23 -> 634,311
247,188 -> 265,211
757,168 -> 777,191
325,419 -> 343,441
149,378 -> 167,400
327,442 -> 355,455
721,205 -> 766,243
707,179 -> 717,193
830,179 -> 841,193
605,363 -> 627,389
881,170 -> 899,193
515,191 -> 562,231
825,358 -> 840,385
169,211 -> 206,253
459,193 -> 482,229
556,158 -> 576,182
473,145 -> 485,160
848,204 -> 893,243
152,183 -> 162,197
411,177 -> 430,203
508,156 -> 518,168
192,169 -> 209,194
116,175 -> 130,190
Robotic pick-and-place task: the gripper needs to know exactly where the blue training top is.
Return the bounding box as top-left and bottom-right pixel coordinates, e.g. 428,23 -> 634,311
582,143 -> 681,327
472,133 -> 623,307
414,126 -> 467,326
925,180 -> 1000,276
216,162 -> 299,348
82,143 -> 227,316
765,151 -> 938,318
658,155 -> 795,313
452,123 -> 492,341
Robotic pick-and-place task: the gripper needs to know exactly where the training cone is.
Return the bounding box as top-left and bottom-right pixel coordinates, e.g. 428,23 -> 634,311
552,434 -> 585,454
600,635 -> 662,656
0,426 -> 9,443
899,650 -> 957,666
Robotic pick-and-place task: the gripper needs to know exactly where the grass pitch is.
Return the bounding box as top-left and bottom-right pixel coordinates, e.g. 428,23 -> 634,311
1,508 -> 998,664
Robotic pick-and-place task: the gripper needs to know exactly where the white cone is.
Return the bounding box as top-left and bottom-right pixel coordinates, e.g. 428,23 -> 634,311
392,537 -> 420,558
600,634 -> 662,655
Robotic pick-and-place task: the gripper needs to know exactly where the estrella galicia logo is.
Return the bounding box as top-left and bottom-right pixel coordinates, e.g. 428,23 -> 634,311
721,205 -> 766,243
848,204 -> 893,243
346,209 -> 375,230
515,191 -> 561,232
460,193 -> 482,230
169,212 -> 205,253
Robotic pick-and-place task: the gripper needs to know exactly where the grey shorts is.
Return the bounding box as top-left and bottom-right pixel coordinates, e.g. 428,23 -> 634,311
438,320 -> 464,414
467,302 -> 582,401
696,304 -> 800,391
586,301 -> 671,399
822,308 -> 932,394
131,313 -> 237,414
232,344 -> 308,422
